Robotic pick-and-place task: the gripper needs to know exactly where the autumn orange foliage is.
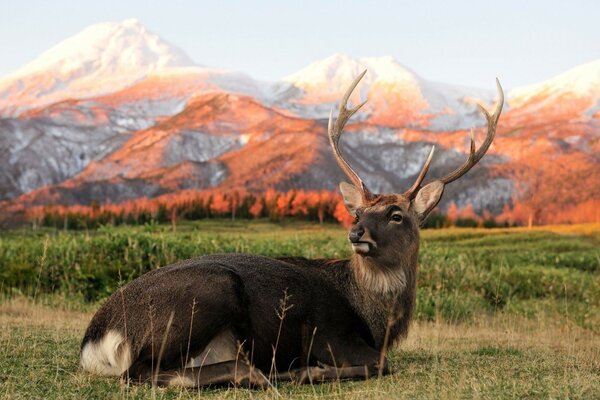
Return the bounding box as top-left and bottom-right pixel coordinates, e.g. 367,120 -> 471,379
495,152 -> 600,226
25,189 -> 353,228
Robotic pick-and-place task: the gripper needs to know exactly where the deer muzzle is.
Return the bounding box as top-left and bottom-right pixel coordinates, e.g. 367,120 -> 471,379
349,226 -> 377,255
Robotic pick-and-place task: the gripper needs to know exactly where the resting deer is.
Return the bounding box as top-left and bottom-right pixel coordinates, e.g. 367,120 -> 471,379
80,71 -> 503,387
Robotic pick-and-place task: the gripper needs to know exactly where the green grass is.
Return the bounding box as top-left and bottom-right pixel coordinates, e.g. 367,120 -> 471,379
1,221 -> 599,398
2,220 -> 597,328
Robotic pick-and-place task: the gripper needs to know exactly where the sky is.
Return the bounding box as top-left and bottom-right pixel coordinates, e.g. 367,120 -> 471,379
1,0 -> 599,89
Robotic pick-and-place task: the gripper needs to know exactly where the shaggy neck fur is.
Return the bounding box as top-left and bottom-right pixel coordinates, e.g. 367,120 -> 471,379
345,249 -> 418,348
350,254 -> 407,295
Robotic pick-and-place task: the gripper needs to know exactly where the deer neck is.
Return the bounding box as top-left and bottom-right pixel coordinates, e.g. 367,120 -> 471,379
346,253 -> 418,348
349,254 -> 410,295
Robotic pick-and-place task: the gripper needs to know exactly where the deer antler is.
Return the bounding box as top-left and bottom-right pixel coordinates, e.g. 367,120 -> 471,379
328,70 -> 373,201
403,146 -> 435,199
439,79 -> 504,185
405,78 -> 504,199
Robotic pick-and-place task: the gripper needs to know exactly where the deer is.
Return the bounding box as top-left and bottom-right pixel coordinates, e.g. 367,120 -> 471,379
80,71 -> 503,388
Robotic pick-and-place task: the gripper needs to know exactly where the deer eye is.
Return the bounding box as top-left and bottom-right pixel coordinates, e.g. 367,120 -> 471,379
390,212 -> 403,223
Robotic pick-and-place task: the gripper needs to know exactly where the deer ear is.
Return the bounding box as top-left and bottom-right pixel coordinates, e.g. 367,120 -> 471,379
339,182 -> 364,216
411,180 -> 444,223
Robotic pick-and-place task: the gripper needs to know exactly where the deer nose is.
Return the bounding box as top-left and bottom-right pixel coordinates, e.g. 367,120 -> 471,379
348,226 -> 365,243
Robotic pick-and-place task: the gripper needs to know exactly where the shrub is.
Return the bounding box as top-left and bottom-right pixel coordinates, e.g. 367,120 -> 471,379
422,212 -> 451,229
455,218 -> 479,228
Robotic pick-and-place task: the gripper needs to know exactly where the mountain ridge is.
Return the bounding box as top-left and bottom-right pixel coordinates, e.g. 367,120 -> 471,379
1,19 -> 598,225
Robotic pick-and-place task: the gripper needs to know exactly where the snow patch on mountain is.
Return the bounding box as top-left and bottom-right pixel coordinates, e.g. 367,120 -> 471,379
162,131 -> 247,167
0,116 -> 133,200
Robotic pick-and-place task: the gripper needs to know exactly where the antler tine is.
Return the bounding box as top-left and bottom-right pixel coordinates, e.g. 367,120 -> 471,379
439,79 -> 504,185
340,70 -> 369,117
404,146 -> 435,199
328,70 -> 372,200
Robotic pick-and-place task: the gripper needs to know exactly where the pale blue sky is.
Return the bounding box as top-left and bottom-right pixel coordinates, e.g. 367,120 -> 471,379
1,0 -> 598,89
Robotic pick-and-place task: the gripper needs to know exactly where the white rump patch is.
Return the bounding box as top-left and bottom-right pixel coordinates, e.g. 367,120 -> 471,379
80,330 -> 132,376
186,329 -> 238,368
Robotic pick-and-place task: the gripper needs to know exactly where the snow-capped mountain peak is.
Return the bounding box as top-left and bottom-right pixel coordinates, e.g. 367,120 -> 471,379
281,53 -> 495,130
283,53 -> 418,93
509,59 -> 600,108
9,18 -> 195,78
0,19 -> 196,114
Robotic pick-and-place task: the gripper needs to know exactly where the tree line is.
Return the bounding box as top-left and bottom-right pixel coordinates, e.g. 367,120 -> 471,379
25,189 -> 550,230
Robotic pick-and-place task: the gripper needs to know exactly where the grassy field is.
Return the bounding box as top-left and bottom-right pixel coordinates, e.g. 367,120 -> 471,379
1,221 -> 599,399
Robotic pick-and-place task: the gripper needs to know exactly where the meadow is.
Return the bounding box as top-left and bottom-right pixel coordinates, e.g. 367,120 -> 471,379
0,221 -> 599,399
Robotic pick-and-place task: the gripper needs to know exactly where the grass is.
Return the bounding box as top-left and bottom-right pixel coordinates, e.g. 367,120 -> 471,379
0,221 -> 599,398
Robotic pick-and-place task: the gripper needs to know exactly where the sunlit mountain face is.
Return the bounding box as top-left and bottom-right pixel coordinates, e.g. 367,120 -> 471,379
1,19 -> 598,224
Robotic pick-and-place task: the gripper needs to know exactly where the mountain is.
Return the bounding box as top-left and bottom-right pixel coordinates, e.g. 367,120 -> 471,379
509,60 -> 600,116
0,99 -> 146,200
0,18 -> 276,117
501,60 -> 600,157
0,19 -> 195,115
0,64 -> 271,203
0,19 -> 598,225
0,20 -> 274,202
12,91 -> 511,213
280,53 -> 496,130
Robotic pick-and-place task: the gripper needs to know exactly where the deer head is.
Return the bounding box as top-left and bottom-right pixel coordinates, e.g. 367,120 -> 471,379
330,71 -> 503,286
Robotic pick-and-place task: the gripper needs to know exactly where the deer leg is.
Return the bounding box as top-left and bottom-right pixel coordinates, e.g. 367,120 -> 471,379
123,360 -> 269,388
162,361 -> 269,388
276,363 -> 386,384
277,365 -> 379,385
278,334 -> 389,384
295,365 -> 379,384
